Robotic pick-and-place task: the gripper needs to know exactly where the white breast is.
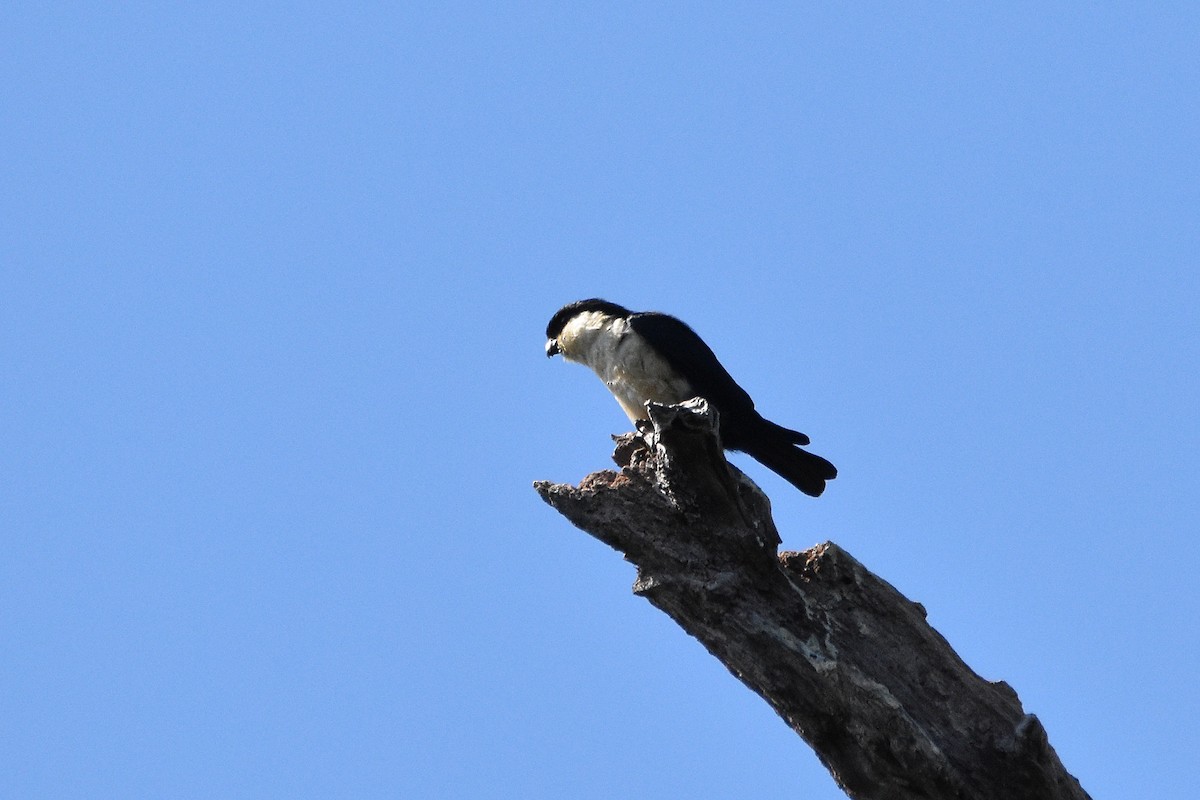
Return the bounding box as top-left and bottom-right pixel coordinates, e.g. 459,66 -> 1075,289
561,314 -> 695,422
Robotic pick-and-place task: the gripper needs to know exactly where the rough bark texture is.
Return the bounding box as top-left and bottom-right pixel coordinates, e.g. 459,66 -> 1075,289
534,399 -> 1090,800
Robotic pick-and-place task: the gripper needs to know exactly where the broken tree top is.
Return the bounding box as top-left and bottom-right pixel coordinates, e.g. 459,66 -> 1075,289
535,399 -> 1090,800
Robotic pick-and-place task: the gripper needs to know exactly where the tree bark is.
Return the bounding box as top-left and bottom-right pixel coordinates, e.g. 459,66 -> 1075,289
533,399 -> 1090,800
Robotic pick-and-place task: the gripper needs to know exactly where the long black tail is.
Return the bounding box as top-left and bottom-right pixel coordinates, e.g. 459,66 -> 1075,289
738,420 -> 837,497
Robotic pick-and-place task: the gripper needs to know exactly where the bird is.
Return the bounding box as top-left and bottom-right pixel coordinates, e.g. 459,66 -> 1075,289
545,298 -> 836,497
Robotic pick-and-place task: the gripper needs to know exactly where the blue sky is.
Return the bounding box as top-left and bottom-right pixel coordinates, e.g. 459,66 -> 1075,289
3,4 -> 1197,798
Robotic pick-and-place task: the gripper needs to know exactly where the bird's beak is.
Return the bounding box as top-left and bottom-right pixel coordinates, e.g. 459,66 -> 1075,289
545,339 -> 560,358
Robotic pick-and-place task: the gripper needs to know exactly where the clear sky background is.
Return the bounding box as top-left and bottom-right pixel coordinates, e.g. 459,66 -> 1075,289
3,4 -> 1197,798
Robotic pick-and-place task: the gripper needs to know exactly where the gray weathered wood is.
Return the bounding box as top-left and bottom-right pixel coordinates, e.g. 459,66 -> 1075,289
534,399 -> 1090,800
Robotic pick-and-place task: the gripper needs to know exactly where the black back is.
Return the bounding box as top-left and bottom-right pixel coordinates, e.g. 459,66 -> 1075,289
629,311 -> 812,449
628,311 -> 757,418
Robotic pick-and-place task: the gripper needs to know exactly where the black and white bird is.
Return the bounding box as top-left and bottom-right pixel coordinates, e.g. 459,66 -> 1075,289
545,299 -> 837,497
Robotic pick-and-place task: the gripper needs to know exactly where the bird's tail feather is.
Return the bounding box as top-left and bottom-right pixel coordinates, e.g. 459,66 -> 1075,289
742,427 -> 837,497
760,419 -> 810,446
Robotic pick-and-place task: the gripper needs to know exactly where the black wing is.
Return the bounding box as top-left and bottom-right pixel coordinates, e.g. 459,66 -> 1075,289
629,311 -> 813,451
628,312 -> 757,420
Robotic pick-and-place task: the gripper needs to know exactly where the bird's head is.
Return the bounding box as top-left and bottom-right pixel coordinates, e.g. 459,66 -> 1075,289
545,298 -> 632,359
